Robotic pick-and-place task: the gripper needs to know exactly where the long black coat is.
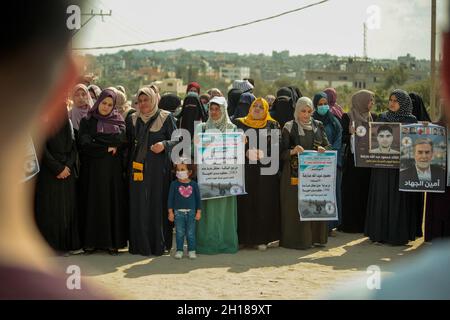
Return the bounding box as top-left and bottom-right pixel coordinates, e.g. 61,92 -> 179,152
35,117 -> 80,251
126,111 -> 178,256
233,119 -> 281,245
78,117 -> 128,249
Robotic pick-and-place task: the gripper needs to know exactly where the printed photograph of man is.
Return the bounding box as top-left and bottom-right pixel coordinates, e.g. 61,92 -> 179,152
401,138 -> 445,183
370,125 -> 400,154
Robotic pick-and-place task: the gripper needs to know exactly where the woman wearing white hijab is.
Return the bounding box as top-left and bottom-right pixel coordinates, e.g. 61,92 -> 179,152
280,97 -> 330,250
195,96 -> 239,254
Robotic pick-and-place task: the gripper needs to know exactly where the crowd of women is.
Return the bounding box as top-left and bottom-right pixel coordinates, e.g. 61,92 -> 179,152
33,78 -> 450,257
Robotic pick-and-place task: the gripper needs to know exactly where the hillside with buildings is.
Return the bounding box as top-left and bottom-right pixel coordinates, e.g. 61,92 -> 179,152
78,49 -> 436,112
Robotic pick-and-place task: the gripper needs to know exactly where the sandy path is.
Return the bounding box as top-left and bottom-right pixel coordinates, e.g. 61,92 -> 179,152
55,232 -> 425,299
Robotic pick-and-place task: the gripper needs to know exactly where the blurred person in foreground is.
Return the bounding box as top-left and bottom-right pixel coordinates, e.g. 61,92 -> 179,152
0,0 -> 105,299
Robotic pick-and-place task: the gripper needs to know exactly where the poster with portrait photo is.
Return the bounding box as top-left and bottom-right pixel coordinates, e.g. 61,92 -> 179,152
354,122 -> 401,168
399,123 -> 446,193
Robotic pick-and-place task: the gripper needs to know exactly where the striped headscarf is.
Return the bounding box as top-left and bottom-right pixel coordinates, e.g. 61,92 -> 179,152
385,89 -> 416,123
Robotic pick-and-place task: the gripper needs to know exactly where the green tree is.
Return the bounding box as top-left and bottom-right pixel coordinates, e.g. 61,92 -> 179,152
383,65 -> 409,90
373,87 -> 389,113
404,76 -> 441,120
334,85 -> 354,112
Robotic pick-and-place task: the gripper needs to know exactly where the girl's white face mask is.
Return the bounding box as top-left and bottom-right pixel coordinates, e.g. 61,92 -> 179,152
176,170 -> 189,180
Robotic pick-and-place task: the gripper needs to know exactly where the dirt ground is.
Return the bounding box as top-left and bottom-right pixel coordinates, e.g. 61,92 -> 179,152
53,231 -> 428,299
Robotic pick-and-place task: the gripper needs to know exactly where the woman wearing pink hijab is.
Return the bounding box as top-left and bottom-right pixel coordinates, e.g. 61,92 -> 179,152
324,88 -> 344,120
68,84 -> 94,140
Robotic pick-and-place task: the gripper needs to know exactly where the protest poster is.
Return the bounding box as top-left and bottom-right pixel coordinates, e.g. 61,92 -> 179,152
354,121 -> 401,168
399,123 -> 446,192
298,151 -> 338,221
196,132 -> 246,200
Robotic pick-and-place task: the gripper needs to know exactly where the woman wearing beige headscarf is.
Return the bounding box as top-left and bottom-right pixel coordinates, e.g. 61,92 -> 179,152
340,90 -> 377,233
147,84 -> 161,105
127,87 -> 178,256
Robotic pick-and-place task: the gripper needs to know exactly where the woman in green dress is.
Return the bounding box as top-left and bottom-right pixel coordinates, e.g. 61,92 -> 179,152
280,97 -> 331,249
195,96 -> 239,254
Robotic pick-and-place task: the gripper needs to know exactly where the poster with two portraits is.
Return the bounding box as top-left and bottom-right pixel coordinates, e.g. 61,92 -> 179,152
354,121 -> 447,193
399,124 -> 446,193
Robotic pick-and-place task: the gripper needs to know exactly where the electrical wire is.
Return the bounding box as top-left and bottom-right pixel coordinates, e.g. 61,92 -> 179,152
74,0 -> 329,50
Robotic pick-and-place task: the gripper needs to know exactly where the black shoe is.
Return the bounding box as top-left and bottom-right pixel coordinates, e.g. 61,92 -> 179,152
54,250 -> 69,257
108,249 -> 119,256
83,248 -> 96,254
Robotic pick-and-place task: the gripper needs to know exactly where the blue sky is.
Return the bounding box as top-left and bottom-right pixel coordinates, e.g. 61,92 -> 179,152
75,0 -> 448,59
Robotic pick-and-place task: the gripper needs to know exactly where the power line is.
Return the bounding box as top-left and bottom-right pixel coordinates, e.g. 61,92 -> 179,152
74,0 -> 330,51
92,0 -> 151,41
109,15 -> 148,43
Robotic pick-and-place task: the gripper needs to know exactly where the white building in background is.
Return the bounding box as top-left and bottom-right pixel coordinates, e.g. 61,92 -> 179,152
219,66 -> 250,81
305,70 -> 385,89
151,78 -> 186,95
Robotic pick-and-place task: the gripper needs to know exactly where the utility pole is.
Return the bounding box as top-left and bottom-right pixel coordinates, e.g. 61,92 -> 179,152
363,22 -> 368,60
71,9 -> 112,83
430,0 -> 437,120
73,9 -> 112,36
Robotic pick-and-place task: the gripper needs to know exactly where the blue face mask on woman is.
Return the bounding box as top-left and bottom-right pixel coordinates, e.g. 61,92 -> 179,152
317,104 -> 330,116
